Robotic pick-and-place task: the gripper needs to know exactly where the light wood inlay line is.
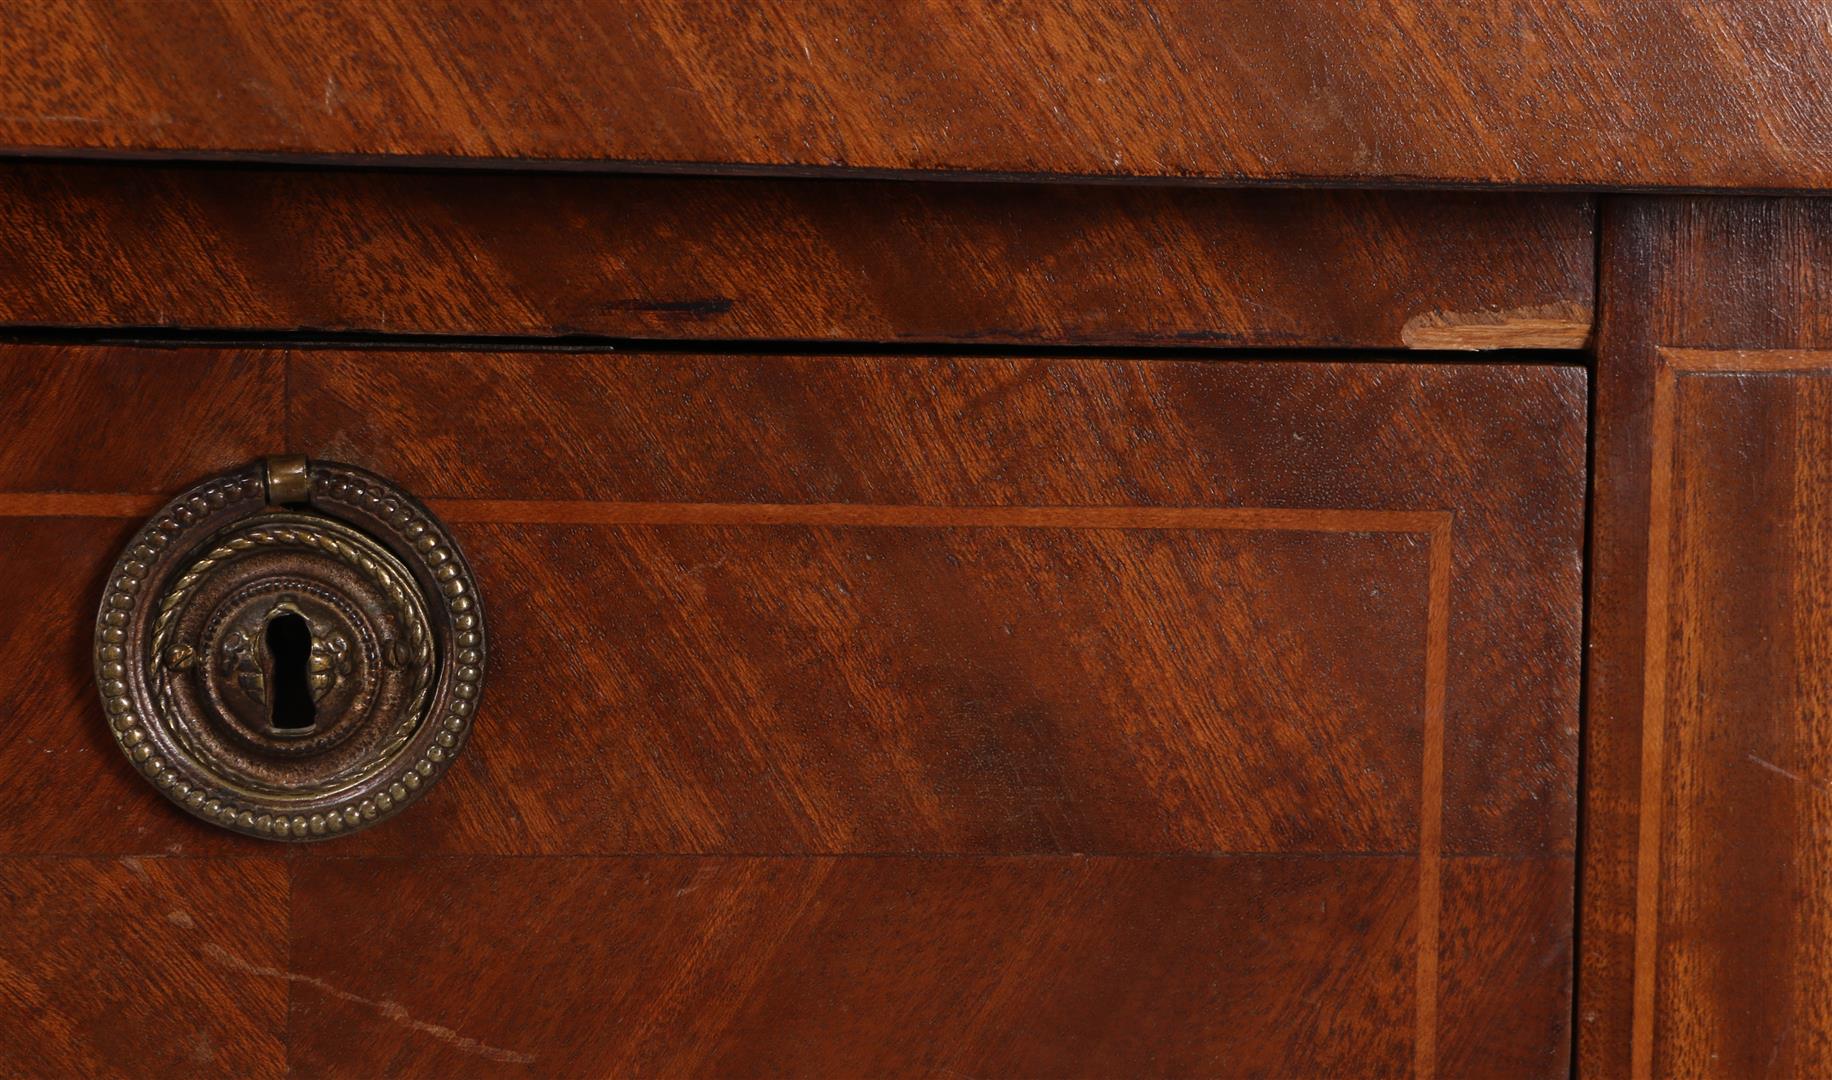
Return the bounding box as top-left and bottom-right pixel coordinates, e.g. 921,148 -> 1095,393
1631,359 -> 1678,1080
427,501 -> 1449,533
1663,348 -> 1832,373
0,492 -> 1452,1068
1416,520 -> 1452,1080
1631,348 -> 1832,1079
0,493 -> 161,517
0,495 -> 1449,535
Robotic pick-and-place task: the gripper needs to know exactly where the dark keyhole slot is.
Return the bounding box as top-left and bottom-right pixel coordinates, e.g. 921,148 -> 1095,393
264,613 -> 316,731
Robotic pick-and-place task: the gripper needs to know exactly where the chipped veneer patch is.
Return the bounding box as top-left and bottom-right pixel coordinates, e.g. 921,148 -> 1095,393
1401,301 -> 1593,350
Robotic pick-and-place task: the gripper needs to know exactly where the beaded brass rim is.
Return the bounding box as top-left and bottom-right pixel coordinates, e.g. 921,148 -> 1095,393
94,458 -> 485,841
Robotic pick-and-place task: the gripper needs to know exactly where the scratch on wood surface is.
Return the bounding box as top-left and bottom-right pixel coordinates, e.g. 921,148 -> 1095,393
197,939 -> 536,1064
1746,752 -> 1827,792
1401,301 -> 1593,350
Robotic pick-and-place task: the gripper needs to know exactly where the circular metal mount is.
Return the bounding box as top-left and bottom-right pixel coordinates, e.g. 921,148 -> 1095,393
95,458 -> 485,841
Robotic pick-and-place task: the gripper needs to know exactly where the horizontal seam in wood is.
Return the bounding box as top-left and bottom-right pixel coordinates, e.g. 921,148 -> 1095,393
0,852 -> 1568,863
0,856 -> 1480,864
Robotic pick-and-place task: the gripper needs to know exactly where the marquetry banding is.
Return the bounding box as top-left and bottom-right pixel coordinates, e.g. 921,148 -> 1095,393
66,486 -> 1450,1066
1630,347 -> 1832,1080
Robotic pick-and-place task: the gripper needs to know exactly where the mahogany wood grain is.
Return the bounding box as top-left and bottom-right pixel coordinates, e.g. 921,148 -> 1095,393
333,518 -> 1442,857
0,346 -> 282,495
0,162 -> 1595,348
1582,198 -> 1832,1078
2,2 -> 1831,191
287,854 -> 1569,1078
0,857 -> 288,1078
290,350 -> 1585,857
0,349 -> 285,854
1439,857 -> 1576,1078
0,348 -> 1587,858
0,344 -> 1585,1076
0,519 -> 248,856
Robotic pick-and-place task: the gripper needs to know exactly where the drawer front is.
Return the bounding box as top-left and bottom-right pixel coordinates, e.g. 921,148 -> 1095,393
0,164 -> 1593,350
0,346 -> 1584,1076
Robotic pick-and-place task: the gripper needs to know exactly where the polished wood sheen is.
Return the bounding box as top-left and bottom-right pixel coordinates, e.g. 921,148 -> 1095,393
1582,198 -> 1832,1078
286,856 -> 1542,1077
384,518 -> 1435,855
0,347 -> 283,494
0,858 -> 288,1077
2,2 -> 1831,191
7,3 -> 1824,1074
0,163 -> 1595,348
295,859 -> 1580,1078
280,352 -> 1587,856
0,345 -> 1586,1076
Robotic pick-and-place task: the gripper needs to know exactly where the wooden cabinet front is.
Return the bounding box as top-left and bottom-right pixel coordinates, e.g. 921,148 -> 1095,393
0,345 -> 1584,1076
15,7 -> 1832,1078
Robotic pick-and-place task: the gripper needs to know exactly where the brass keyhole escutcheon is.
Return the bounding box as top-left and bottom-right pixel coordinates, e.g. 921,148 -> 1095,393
95,457 -> 485,841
